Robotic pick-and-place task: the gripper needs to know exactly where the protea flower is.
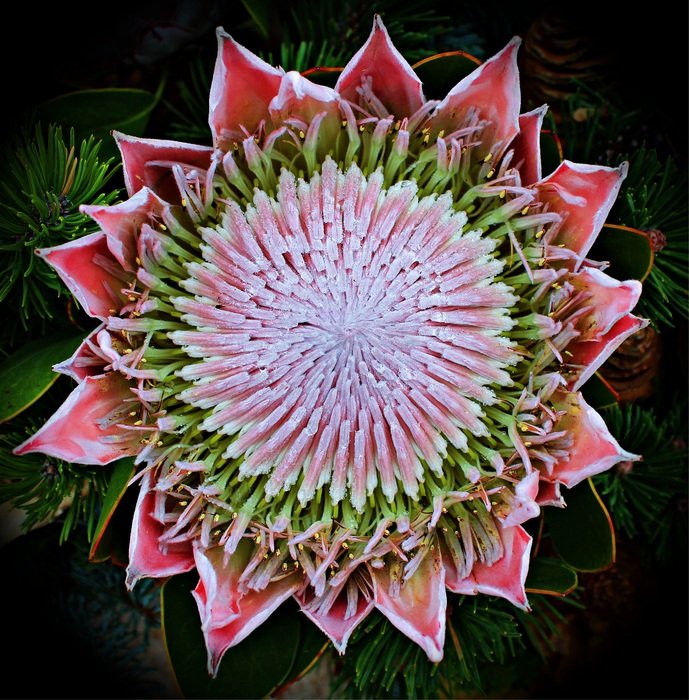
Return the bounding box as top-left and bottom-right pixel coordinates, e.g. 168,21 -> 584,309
16,17 -> 644,671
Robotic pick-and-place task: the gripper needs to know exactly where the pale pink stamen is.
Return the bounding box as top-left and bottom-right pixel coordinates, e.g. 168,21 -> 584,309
171,159 -> 518,510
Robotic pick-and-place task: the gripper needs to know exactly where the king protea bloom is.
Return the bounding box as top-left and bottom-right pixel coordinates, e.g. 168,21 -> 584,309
17,17 -> 644,672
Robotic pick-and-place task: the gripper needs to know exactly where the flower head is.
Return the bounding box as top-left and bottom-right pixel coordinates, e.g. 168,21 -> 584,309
16,16 -> 644,672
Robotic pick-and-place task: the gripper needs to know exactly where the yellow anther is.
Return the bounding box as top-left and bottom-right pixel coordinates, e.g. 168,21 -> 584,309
486,169 -> 495,178
298,543 -> 305,551
536,229 -> 545,238
422,134 -> 430,144
255,534 -> 262,544
214,513 -> 220,522
521,206 -> 530,215
342,542 -> 349,549
298,130 -> 305,139
129,411 -> 137,416
179,501 -> 188,507
181,198 -> 187,206
133,420 -> 143,426
135,257 -> 141,265
199,513 -> 206,521
483,152 -> 493,162
156,440 -> 163,447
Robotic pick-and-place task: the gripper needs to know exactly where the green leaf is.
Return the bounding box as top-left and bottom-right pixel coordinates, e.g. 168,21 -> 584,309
240,0 -> 271,39
589,224 -> 654,282
283,617 -> 329,687
89,458 -> 135,562
525,557 -> 578,596
412,51 -> 481,100
581,372 -> 619,411
546,479 -> 616,572
35,86 -> 162,158
0,334 -> 82,424
540,130 -> 563,176
162,573 -> 301,699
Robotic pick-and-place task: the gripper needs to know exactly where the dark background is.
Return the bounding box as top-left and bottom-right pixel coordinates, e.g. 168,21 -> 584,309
0,2 -> 686,698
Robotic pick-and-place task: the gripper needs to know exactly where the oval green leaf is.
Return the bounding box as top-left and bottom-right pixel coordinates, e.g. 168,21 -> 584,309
525,557 -> 578,596
412,51 -> 481,100
581,372 -> 619,411
0,334 -> 82,424
89,457 -> 135,562
280,618 -> 329,690
546,479 -> 616,572
162,572 -> 301,699
589,224 -> 654,282
35,86 -> 162,158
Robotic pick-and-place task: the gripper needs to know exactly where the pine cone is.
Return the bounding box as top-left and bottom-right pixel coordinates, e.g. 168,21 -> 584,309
520,11 -> 613,106
599,325 -> 661,402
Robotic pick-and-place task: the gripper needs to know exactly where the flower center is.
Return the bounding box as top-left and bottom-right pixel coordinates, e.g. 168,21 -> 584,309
170,159 -> 519,511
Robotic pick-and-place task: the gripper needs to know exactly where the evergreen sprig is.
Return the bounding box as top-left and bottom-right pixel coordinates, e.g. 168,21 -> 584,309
0,427 -> 109,544
0,124 -> 119,324
335,595 -> 538,699
594,403 -> 688,562
611,148 -> 689,325
166,54 -> 214,143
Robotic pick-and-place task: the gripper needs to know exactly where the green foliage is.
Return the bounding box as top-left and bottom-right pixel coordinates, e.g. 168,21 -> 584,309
0,124 -> 119,325
594,403 -> 688,562
0,423 -> 109,544
272,39 -> 348,73
611,148 -> 689,325
279,0 -> 451,64
0,333 -> 82,423
163,574 -> 322,699
335,596 -> 530,699
548,87 -> 639,166
546,479 -> 616,572
166,54 -> 214,143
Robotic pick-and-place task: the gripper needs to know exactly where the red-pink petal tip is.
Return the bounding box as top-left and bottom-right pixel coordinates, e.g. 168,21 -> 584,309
512,105 -> 548,185
335,15 -> 424,117
431,37 -> 522,158
13,374 -> 139,466
210,28 -> 284,148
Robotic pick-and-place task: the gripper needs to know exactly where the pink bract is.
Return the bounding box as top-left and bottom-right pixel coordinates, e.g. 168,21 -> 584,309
16,16 -> 644,673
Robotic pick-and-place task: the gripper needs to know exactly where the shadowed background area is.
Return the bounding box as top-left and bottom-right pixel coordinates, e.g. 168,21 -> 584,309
0,2 -> 686,698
